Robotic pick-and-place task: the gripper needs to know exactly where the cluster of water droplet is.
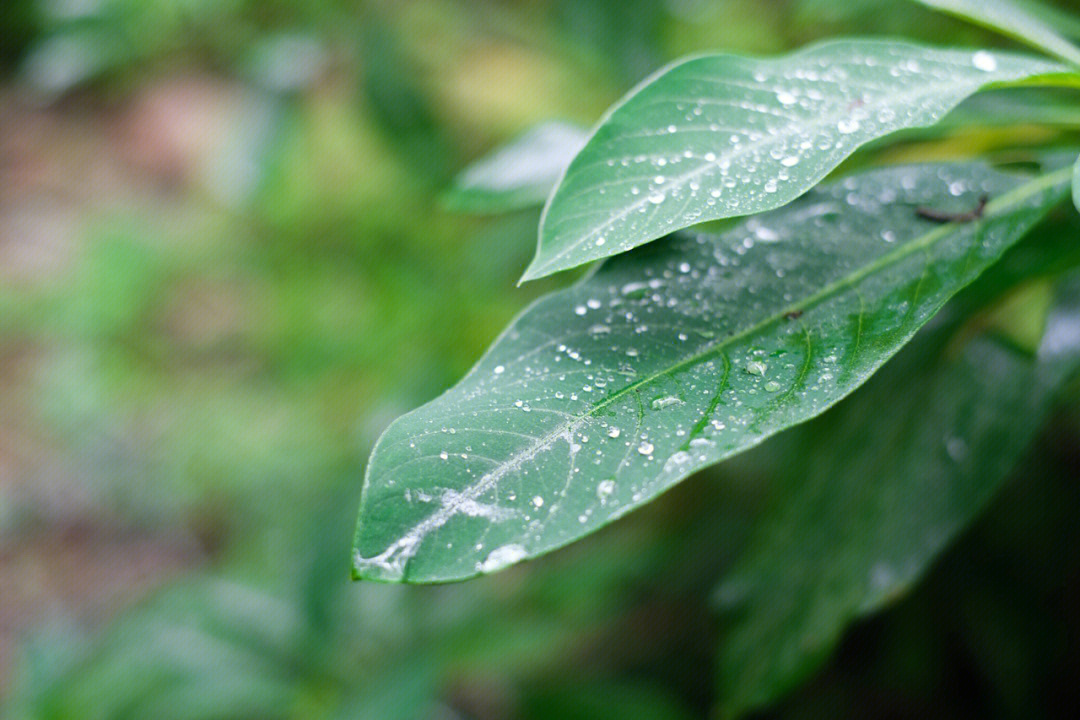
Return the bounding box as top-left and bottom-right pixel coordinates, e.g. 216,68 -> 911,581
536,43 -> 1042,277
355,45 -> 1061,579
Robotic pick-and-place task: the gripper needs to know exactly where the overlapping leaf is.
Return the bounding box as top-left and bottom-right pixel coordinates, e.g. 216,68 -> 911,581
1011,0 -> 1080,41
914,0 -> 1080,66
442,121 -> 588,213
526,40 -> 1067,280
354,160 -> 1070,583
715,248 -> 1080,718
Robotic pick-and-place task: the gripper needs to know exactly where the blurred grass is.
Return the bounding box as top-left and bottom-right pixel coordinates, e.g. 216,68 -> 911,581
3,0 -> 1080,718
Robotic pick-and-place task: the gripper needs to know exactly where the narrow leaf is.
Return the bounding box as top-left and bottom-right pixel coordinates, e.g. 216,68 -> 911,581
526,40 -> 1067,280
354,160 -> 1070,583
715,268 -> 1080,718
442,121 -> 588,213
914,0 -> 1080,67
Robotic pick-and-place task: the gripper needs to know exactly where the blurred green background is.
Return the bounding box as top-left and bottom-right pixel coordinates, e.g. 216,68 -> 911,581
2,1 -> 1080,718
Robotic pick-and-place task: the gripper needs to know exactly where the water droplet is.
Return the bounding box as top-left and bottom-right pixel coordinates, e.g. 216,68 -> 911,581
764,381 -> 781,392
746,360 -> 767,376
637,441 -> 655,455
776,90 -> 796,106
493,365 -> 505,374
479,544 -> 527,573
531,495 -> 544,508
869,562 -> 896,591
972,50 -> 997,72
837,118 -> 860,134
439,451 -> 449,460
753,225 -> 779,241
607,427 -> 621,438
597,479 -> 616,500
946,437 -> 968,461
662,450 -> 693,474
651,395 -> 683,410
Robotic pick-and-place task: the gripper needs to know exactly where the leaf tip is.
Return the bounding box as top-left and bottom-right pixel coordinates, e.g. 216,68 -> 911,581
518,256 -> 550,284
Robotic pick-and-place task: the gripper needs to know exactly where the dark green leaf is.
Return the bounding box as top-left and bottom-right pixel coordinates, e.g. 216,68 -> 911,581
714,268 -> 1080,718
353,160 -> 1070,583
526,40 -> 1068,280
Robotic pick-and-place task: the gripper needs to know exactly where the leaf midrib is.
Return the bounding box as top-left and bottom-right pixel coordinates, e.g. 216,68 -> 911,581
570,166 -> 1067,426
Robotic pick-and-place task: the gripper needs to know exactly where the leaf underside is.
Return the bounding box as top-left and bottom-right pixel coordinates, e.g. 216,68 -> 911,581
354,159 -> 1070,583
527,40 -> 1066,280
716,262 -> 1080,717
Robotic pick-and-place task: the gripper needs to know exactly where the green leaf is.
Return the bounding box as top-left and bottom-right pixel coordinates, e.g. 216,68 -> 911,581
944,87 -> 1080,129
1011,0 -> 1080,42
442,121 -> 589,213
353,159 -> 1070,583
525,40 -> 1067,281
914,0 -> 1080,67
715,268 -> 1080,718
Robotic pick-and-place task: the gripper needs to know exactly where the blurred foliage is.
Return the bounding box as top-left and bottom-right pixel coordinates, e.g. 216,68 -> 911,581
3,0 -> 1080,718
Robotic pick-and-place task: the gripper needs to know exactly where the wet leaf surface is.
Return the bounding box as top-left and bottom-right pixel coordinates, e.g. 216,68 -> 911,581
354,160 -> 1070,583
527,40 -> 1066,280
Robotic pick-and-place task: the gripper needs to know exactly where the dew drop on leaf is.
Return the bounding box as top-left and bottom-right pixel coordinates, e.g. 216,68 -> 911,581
479,544 -> 527,573
972,50 -> 997,72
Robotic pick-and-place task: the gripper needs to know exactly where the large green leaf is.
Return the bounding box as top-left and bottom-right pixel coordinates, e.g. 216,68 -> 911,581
715,267 -> 1080,718
914,0 -> 1080,66
525,40 -> 1067,280
353,159 -> 1070,583
442,121 -> 588,213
